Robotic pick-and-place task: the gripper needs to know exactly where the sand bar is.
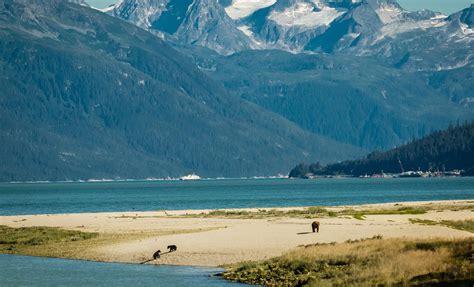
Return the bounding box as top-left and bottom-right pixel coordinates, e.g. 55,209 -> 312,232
0,200 -> 472,266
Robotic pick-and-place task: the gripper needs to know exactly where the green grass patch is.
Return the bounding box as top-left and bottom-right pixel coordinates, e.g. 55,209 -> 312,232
0,225 -> 97,251
352,213 -> 366,220
409,218 -> 438,225
340,207 -> 428,220
410,219 -> 474,233
171,204 -> 473,220
184,206 -> 334,219
177,205 -> 428,220
441,220 -> 474,233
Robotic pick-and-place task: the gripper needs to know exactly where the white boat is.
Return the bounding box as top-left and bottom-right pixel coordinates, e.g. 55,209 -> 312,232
179,174 -> 201,181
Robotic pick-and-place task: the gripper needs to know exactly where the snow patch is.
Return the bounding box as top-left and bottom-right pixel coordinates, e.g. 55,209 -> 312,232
225,0 -> 277,20
375,18 -> 447,43
433,58 -> 471,71
238,25 -> 264,47
431,14 -> 447,20
375,6 -> 402,24
460,23 -> 474,35
96,4 -> 115,13
268,3 -> 344,28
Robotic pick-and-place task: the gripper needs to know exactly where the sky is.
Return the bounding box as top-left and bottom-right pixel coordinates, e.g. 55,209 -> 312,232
87,0 -> 473,15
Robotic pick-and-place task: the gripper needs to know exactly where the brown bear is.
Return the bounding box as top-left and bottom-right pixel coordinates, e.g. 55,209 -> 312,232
312,221 -> 320,233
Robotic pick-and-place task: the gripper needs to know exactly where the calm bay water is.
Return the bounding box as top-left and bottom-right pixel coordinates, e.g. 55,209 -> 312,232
0,255 -> 241,287
1,177 -> 473,215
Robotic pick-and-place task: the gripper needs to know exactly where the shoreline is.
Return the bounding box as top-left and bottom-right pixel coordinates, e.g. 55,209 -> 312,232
1,199 -> 473,217
2,175 -> 471,185
1,200 -> 472,267
1,176 -> 289,185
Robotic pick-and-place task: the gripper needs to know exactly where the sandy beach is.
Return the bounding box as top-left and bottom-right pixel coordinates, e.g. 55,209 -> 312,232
1,200 -> 472,267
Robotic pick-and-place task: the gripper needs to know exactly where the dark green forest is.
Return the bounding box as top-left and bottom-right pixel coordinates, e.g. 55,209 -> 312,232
0,0 -> 364,181
178,47 -> 474,150
289,122 -> 474,178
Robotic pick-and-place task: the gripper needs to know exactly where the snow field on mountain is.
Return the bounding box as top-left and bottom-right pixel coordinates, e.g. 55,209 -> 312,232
268,2 -> 345,28
225,0 -> 276,20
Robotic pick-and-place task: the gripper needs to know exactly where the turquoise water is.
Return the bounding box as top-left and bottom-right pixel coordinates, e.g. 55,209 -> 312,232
0,178 -> 473,215
0,254 -> 241,286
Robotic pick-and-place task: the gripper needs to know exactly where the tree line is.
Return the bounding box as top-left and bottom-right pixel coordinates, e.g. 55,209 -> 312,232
289,122 -> 474,178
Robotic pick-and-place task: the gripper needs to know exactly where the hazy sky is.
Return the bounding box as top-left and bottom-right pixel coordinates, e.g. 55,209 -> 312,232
397,0 -> 472,14
87,0 -> 473,15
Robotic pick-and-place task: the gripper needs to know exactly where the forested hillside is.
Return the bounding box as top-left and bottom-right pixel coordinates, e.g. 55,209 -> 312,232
289,122 -> 474,177
0,0 -> 364,181
106,0 -> 474,151
180,47 -> 473,150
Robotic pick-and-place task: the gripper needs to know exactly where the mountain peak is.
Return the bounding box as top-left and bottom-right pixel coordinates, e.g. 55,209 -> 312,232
460,3 -> 474,27
95,0 -> 474,70
110,0 -> 252,54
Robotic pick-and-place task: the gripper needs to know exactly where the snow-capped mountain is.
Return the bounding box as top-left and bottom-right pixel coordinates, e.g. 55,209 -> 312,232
339,1 -> 474,71
232,0 -> 357,51
107,0 -> 252,54
103,0 -> 473,70
232,0 -> 473,70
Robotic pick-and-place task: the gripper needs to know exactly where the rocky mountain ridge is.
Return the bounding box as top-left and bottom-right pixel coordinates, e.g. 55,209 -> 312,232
104,0 -> 473,72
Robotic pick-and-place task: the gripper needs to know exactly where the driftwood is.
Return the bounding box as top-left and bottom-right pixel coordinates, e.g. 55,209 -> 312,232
139,248 -> 177,264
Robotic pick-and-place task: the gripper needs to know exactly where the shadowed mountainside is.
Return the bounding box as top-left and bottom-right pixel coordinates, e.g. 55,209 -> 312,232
0,0 -> 364,181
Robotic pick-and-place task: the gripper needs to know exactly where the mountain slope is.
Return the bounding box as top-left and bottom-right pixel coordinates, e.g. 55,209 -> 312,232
179,46 -> 474,150
0,0 -> 364,181
101,0 -> 474,150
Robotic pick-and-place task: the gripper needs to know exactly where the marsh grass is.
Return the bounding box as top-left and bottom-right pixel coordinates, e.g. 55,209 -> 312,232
0,225 -> 97,247
0,225 -> 102,259
410,219 -> 474,233
443,220 -> 474,233
174,206 -> 431,220
193,207 -> 333,219
340,207 -> 428,220
223,237 -> 473,286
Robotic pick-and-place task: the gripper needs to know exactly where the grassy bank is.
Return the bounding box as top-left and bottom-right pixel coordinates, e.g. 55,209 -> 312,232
162,202 -> 473,220
223,237 -> 474,286
409,219 -> 474,233
0,225 -> 101,259
0,225 -> 97,249
170,206 -> 429,220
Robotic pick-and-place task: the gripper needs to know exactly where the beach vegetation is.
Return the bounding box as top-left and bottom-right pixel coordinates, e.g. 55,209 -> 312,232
0,225 -> 97,251
189,207 -> 333,219
224,237 -> 473,286
409,219 -> 474,233
181,206 -> 429,220
340,206 -> 427,220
